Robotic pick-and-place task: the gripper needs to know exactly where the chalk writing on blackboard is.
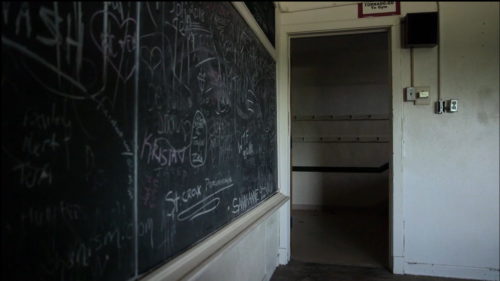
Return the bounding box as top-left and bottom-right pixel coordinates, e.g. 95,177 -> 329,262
2,2 -> 276,280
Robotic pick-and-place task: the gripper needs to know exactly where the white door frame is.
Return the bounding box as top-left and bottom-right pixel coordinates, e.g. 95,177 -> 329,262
276,16 -> 404,273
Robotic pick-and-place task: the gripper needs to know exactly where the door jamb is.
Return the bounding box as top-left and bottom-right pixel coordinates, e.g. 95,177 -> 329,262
276,17 -> 404,274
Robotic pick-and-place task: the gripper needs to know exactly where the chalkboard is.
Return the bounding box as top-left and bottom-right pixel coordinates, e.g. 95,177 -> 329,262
244,1 -> 276,46
1,2 -> 277,281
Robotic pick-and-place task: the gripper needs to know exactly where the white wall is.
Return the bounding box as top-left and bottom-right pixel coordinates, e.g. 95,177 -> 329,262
279,1 -> 499,280
187,211 -> 280,281
402,3 -> 499,280
290,33 -> 391,209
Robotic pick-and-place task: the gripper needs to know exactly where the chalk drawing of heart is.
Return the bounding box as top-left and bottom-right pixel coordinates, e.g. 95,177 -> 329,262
141,46 -> 163,76
90,11 -> 137,82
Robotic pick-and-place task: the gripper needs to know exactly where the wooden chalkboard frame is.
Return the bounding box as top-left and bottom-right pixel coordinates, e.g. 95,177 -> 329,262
232,2 -> 277,60
141,193 -> 287,281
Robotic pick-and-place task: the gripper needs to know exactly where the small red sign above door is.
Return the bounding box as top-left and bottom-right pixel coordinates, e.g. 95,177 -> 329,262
358,2 -> 401,18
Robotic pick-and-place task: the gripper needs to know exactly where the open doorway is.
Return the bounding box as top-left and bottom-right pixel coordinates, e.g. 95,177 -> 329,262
290,31 -> 392,269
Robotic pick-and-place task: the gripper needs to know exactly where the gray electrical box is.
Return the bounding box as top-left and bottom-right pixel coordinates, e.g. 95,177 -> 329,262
405,86 -> 430,105
405,87 -> 416,101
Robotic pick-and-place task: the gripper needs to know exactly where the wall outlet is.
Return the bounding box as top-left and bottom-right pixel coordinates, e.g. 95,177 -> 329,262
447,99 -> 458,112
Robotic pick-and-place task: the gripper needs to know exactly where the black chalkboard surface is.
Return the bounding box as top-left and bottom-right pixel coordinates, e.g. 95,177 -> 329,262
1,2 -> 277,280
244,1 -> 276,46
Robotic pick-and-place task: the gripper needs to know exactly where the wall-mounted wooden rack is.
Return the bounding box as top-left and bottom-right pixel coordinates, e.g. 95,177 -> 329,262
292,163 -> 390,173
292,135 -> 390,143
292,114 -> 390,121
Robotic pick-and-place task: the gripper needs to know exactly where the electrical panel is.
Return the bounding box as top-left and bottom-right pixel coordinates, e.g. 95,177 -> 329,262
403,12 -> 439,48
405,86 -> 430,105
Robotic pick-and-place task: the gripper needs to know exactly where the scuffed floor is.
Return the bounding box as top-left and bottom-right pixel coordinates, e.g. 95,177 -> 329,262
291,209 -> 388,268
270,260 -> 476,281
275,209 -> 477,281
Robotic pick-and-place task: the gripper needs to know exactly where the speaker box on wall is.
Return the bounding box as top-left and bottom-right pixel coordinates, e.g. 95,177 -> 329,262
403,12 -> 439,48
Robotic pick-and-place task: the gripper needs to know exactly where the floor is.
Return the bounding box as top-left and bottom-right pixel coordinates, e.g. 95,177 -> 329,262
270,260 -> 476,281
291,209 -> 388,268
274,209 -> 477,281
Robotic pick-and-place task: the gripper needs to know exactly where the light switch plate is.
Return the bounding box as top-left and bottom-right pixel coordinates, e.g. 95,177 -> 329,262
414,86 -> 430,105
418,91 -> 429,98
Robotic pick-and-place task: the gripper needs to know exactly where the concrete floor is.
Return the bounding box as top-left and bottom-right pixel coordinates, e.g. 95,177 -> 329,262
291,209 -> 389,268
270,260 -> 478,281
275,209 -> 478,281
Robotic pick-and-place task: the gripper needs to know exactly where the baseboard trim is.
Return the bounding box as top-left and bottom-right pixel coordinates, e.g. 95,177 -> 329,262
404,261 -> 500,281
141,193 -> 289,281
391,256 -> 405,274
278,248 -> 290,265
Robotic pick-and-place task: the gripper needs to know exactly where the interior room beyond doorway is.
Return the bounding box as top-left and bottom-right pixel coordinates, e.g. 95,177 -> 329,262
290,31 -> 392,269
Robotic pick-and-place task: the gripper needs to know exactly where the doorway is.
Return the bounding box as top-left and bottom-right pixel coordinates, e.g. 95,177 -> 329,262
289,31 -> 392,269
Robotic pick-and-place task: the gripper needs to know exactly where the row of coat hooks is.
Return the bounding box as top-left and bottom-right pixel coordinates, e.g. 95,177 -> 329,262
292,135 -> 390,143
293,113 -> 390,121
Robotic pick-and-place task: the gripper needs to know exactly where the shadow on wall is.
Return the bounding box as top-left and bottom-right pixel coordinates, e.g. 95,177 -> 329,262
318,171 -> 389,211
